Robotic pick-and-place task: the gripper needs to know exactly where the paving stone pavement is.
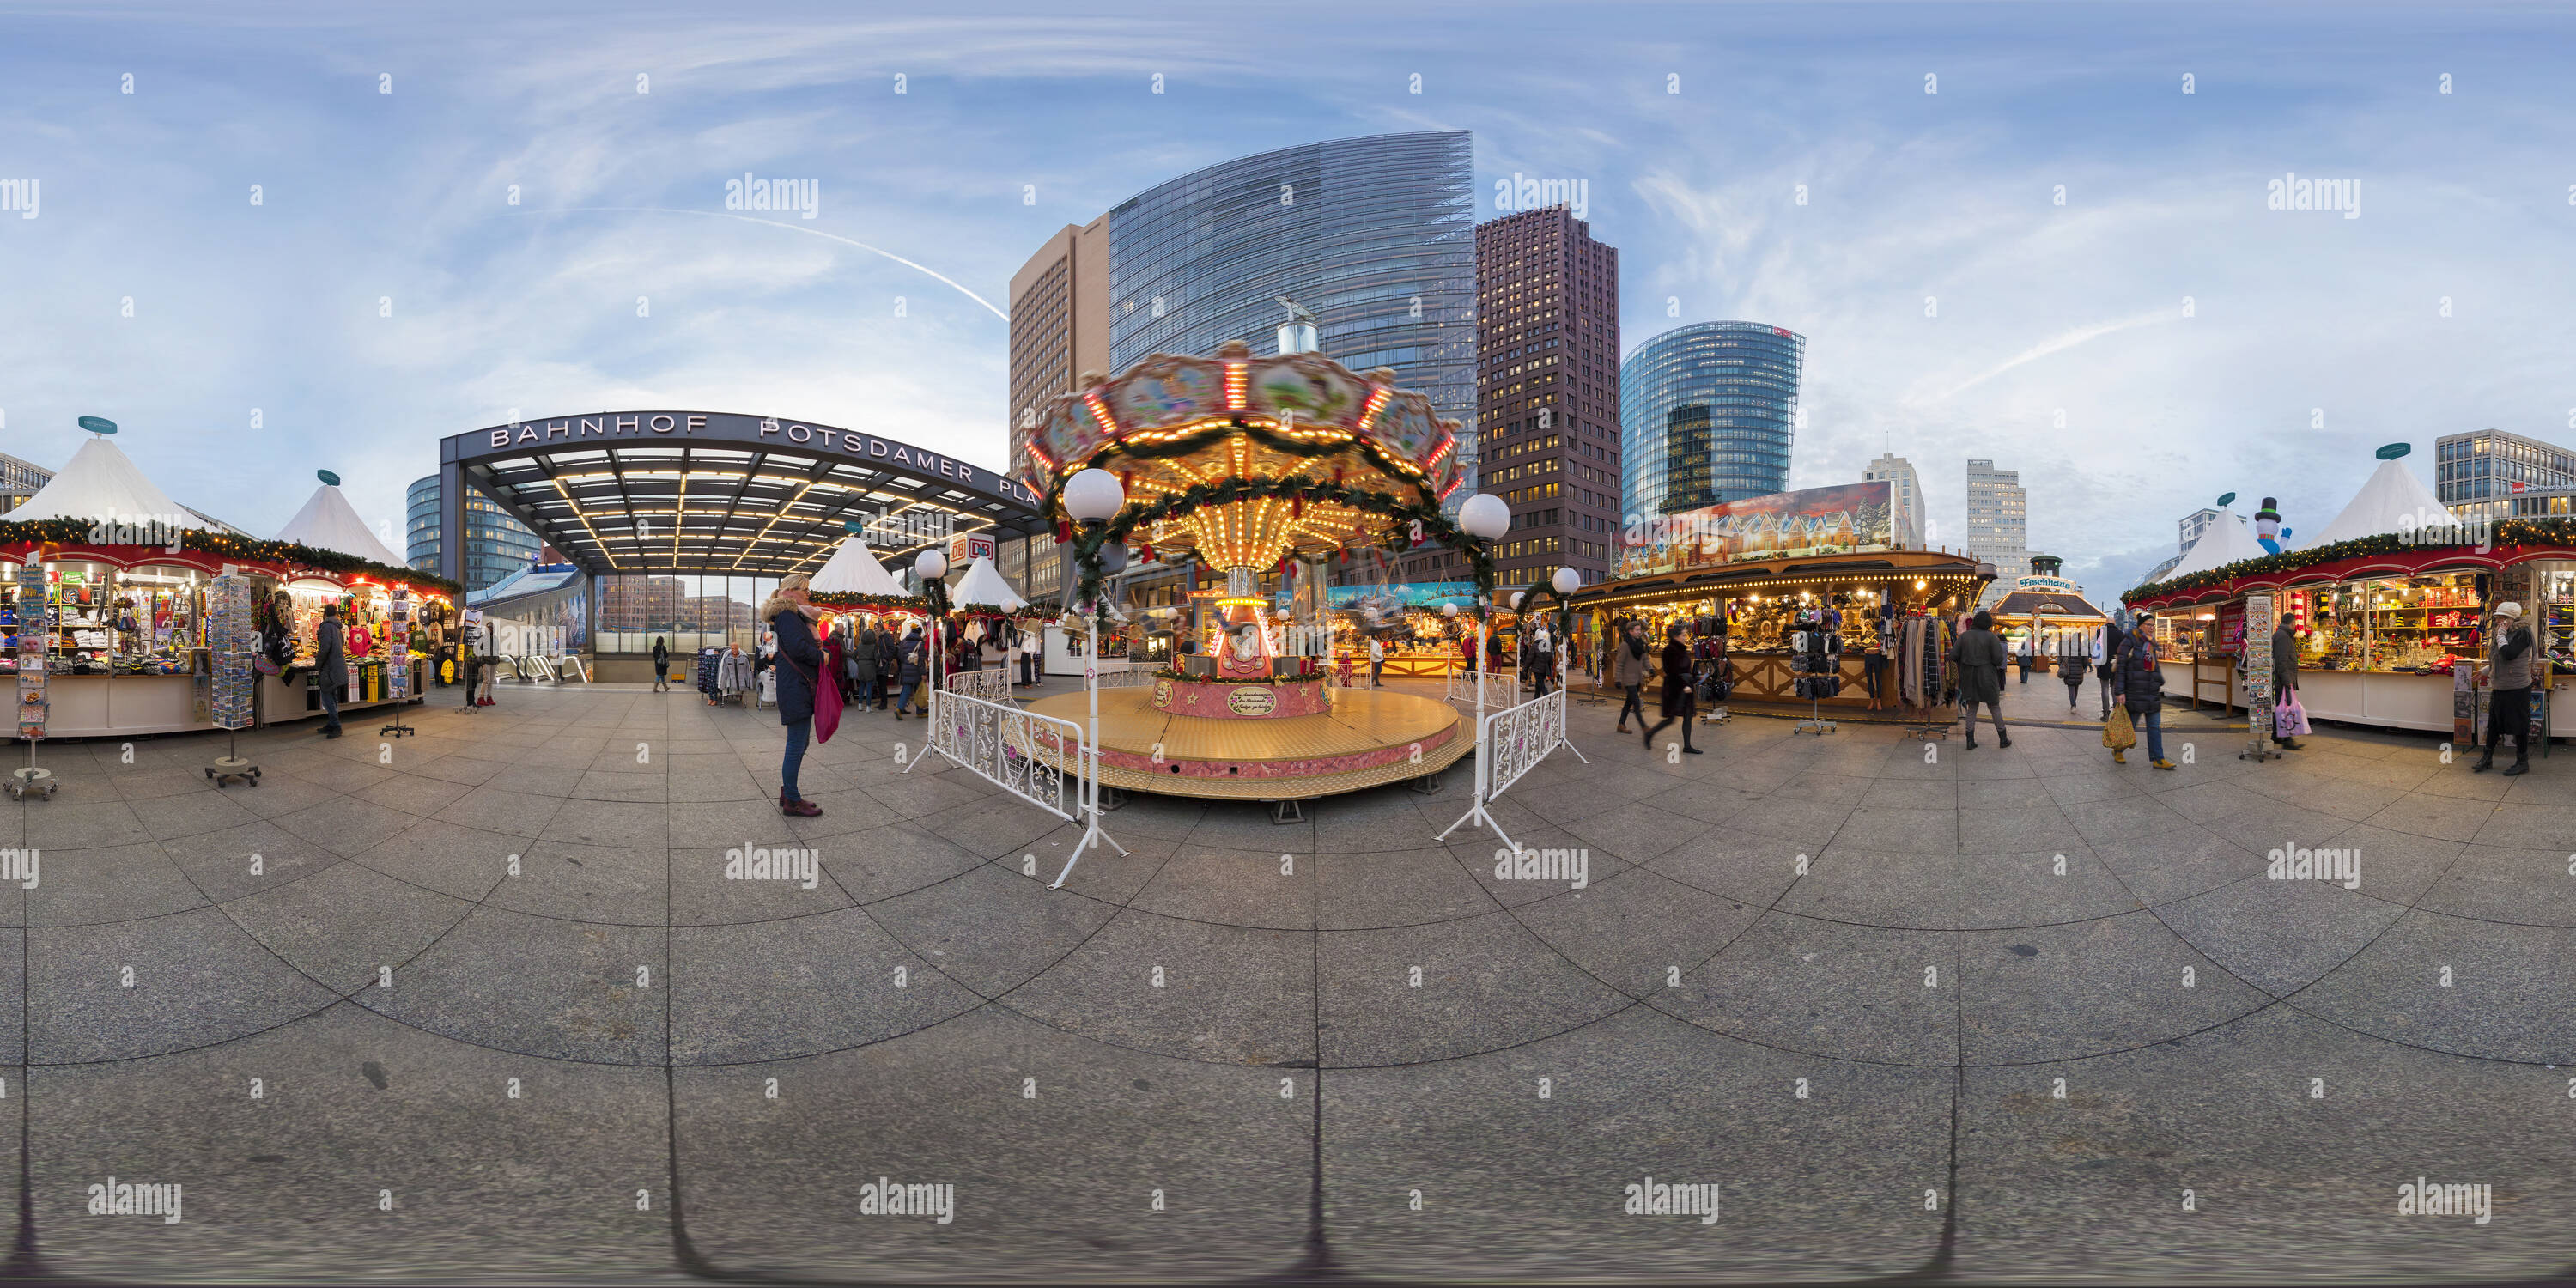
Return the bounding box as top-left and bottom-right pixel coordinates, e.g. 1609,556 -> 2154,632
7,678 -> 2573,1283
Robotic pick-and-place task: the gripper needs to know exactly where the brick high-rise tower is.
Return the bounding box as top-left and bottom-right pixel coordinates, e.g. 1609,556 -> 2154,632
1427,205 -> 1619,592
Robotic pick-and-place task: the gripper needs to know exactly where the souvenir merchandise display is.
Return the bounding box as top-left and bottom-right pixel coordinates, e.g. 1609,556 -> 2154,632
1789,608 -> 1844,700
208,574 -> 256,730
15,561 -> 46,739
1892,612 -> 1959,710
388,587 -> 412,701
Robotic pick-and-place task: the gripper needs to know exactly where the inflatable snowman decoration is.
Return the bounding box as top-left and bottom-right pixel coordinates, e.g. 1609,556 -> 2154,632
2253,497 -> 2292,556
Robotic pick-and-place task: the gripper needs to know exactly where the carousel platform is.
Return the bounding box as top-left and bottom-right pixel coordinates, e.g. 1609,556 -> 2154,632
1024,685 -> 1467,800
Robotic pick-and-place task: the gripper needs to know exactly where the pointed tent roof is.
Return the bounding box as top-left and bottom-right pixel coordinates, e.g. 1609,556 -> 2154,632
274,481 -> 404,565
2166,504 -> 2270,580
809,533 -> 909,596
951,556 -> 1027,611
2302,458 -> 2460,550
2,436 -> 185,523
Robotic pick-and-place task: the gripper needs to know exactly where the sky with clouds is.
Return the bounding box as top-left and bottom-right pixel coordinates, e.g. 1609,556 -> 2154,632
3,0 -> 2571,599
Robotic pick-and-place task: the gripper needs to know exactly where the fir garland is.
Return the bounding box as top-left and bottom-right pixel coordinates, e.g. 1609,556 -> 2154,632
2121,517 -> 2576,604
809,591 -> 930,613
0,519 -> 460,596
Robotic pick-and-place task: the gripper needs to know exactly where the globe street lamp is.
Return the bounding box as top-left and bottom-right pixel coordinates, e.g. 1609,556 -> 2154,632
1552,566 -> 1582,689
1056,467 -> 1126,889
1455,493 -> 1510,720
915,547 -> 950,695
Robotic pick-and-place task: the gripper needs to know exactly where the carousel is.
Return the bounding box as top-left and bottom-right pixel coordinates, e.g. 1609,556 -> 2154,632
1019,339 -> 1473,801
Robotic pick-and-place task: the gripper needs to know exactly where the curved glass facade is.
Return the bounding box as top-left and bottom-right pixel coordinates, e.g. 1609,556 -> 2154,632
1106,131 -> 1478,496
407,473 -> 543,592
1619,321 -> 1804,516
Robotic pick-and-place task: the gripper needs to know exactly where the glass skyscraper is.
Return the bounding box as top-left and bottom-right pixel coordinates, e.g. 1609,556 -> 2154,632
1618,321 -> 1805,515
1104,131 -> 1479,496
407,473 -> 544,592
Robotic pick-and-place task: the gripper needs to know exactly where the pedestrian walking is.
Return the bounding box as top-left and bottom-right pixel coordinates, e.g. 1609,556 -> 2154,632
2111,617 -> 2174,769
891,624 -> 927,718
1369,635 -> 1385,688
1952,610 -> 2010,748
315,602 -> 347,738
1612,622 -> 1649,732
1528,625 -> 1557,698
2014,632 -> 2035,685
762,574 -> 826,817
2270,617 -> 2305,751
851,623 -> 882,709
651,636 -> 671,692
1642,622 -> 1701,754
2475,603 -> 2535,775
2093,617 -> 2126,720
2056,628 -> 2088,714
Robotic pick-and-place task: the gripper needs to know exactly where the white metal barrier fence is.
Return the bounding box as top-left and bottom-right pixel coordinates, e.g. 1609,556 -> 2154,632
1437,687 -> 1587,855
1093,665 -> 1158,689
925,690 -> 1082,824
1445,670 -> 1517,709
945,666 -> 1014,705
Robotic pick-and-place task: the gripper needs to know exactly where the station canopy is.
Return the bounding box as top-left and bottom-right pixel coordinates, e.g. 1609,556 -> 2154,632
435,411 -> 1048,580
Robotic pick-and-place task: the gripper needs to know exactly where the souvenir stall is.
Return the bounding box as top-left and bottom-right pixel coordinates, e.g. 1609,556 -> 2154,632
1572,548 -> 1990,711
2123,450 -> 2576,735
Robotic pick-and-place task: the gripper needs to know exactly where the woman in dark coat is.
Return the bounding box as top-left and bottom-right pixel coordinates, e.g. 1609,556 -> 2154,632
651,636 -> 670,692
1641,622 -> 1700,754
762,574 -> 827,817
1951,610 -> 2010,749
850,622 -> 883,710
891,624 -> 927,719
2110,616 -> 2172,769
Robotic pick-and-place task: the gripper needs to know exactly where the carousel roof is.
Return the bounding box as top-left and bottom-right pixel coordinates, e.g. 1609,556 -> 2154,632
3,436 -> 187,523
809,533 -> 908,597
1990,588 -> 2110,621
2302,457 -> 2460,549
1018,342 -> 1465,566
274,481 -> 405,565
951,556 -> 1027,611
2166,504 -> 2270,579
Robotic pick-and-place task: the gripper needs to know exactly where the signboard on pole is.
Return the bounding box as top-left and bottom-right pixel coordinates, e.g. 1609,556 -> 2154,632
2241,593 -> 2274,756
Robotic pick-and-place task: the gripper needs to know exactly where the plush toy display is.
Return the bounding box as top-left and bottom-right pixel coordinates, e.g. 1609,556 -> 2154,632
2253,496 -> 2292,555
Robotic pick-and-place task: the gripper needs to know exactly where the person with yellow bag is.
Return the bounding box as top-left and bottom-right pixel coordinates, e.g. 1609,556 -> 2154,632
2107,616 -> 2175,769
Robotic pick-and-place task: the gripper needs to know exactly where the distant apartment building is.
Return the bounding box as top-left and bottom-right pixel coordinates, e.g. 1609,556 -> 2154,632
0,450 -> 54,512
1863,453 -> 1925,549
2436,428 -> 2576,521
1965,459 -> 2027,609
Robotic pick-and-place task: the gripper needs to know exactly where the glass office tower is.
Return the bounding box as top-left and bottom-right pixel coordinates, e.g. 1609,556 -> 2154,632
1105,131 -> 1479,498
1619,321 -> 1805,515
407,473 -> 544,593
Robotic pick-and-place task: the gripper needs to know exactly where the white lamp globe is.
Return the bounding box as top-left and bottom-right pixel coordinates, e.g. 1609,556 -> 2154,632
914,549 -> 949,580
1552,566 -> 1580,596
1456,492 -> 1509,540
1441,602 -> 1458,617
1062,468 -> 1126,524
1509,590 -> 1526,610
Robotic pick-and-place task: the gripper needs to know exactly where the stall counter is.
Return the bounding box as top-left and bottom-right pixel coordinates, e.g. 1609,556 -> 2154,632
2160,659 -> 2573,735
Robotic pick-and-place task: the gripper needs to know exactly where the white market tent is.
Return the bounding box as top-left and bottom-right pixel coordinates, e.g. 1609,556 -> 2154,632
2166,503 -> 2272,579
951,556 -> 1028,611
274,479 -> 405,566
809,533 -> 909,597
2301,457 -> 2462,550
3,436 -> 187,522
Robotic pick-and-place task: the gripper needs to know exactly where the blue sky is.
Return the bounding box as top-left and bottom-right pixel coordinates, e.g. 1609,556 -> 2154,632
3,0 -> 2571,598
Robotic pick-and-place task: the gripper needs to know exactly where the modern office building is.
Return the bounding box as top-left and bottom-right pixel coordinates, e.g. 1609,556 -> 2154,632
1431,204 -> 1620,591
1863,453 -> 1926,549
1618,321 -> 1804,519
2435,428 -> 2576,521
1965,458 -> 2028,609
406,473 -> 544,593
1010,131 -> 1479,601
0,449 -> 54,512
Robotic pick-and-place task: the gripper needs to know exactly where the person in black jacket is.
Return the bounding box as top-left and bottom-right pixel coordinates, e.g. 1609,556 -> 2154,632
1642,623 -> 1701,754
890,623 -> 927,718
2095,618 -> 2126,719
762,574 -> 826,817
315,603 -> 347,738
2111,616 -> 2172,769
1952,611 -> 2010,749
651,636 -> 670,693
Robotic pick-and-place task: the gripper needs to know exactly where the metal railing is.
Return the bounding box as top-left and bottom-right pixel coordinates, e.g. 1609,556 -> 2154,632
926,690 -> 1083,824
1094,665 -> 1159,689
944,665 -> 1014,705
1437,687 -> 1587,855
1445,669 -> 1517,709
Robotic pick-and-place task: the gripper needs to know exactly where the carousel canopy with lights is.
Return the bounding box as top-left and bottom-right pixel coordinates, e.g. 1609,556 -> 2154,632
1020,341 -> 1464,574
